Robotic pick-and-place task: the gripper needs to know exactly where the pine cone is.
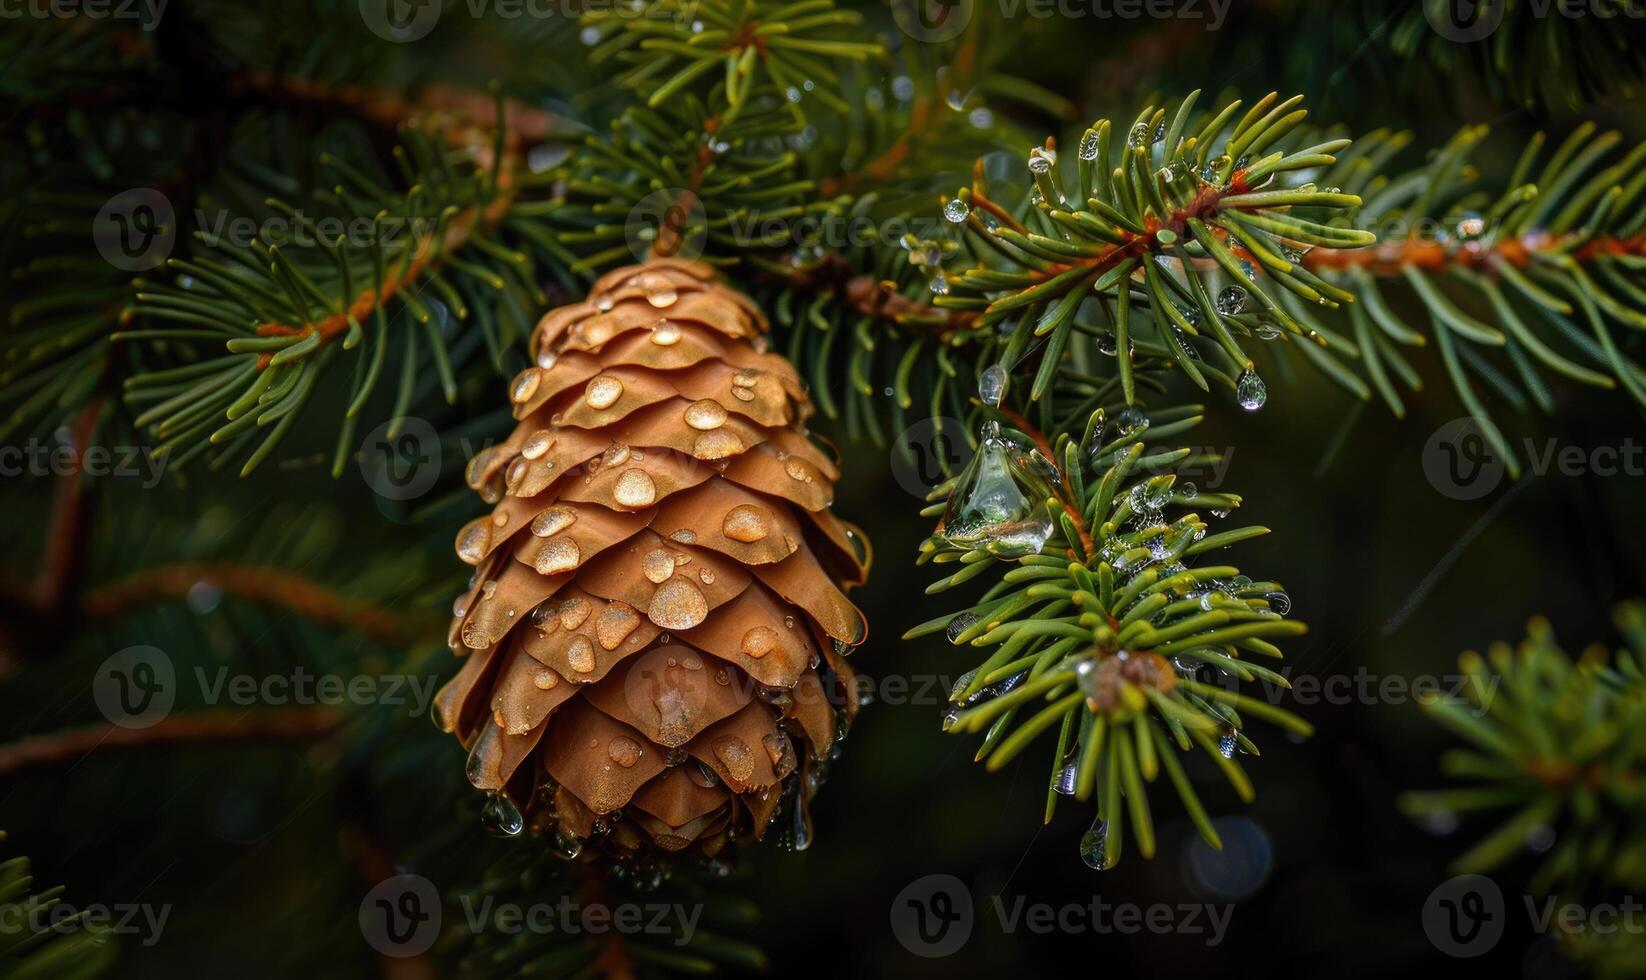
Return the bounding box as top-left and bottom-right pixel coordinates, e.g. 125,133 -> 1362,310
435,259 -> 869,864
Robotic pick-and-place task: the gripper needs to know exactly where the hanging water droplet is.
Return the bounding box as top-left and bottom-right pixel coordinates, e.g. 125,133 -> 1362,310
1254,322 -> 1283,340
938,422 -> 1055,559
1215,285 -> 1248,316
928,272 -> 949,296
1028,146 -> 1056,174
1053,763 -> 1078,796
1078,130 -> 1101,161
978,363 -> 1007,407
943,198 -> 970,223
1219,729 -> 1239,758
1266,591 -> 1292,616
1236,369 -> 1267,411
1079,816 -> 1109,869
481,793 -> 524,837
552,829 -> 583,860
1075,658 -> 1100,701
945,611 -> 979,643
1115,406 -> 1150,438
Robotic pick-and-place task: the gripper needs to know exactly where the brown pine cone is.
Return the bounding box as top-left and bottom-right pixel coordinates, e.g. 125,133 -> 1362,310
434,258 -> 869,864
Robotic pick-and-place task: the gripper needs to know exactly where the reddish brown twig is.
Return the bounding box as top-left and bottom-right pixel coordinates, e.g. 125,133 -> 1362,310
0,707 -> 342,777
81,562 -> 427,644
1301,230 -> 1646,275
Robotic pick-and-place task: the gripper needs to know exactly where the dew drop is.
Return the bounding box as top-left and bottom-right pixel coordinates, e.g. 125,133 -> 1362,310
559,597 -> 591,630
943,199 -> 969,223
651,320 -> 682,346
533,537 -> 581,575
608,736 -> 644,768
481,793 -> 524,837
1079,816 -> 1109,869
694,429 -> 744,459
648,578 -> 709,630
566,636 -> 597,673
641,548 -> 676,584
978,363 -> 1007,407
594,603 -> 640,650
712,735 -> 756,783
511,369 -> 542,404
613,469 -> 657,507
602,442 -> 631,468
742,625 -> 779,658
455,519 -> 491,564
522,429 -> 553,460
945,612 -> 978,643
722,503 -> 771,542
1078,130 -> 1101,161
532,505 -> 576,537
684,399 -> 728,430
1215,285 -> 1248,316
585,375 -> 624,410
534,668 -> 560,690
1236,369 -> 1267,412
